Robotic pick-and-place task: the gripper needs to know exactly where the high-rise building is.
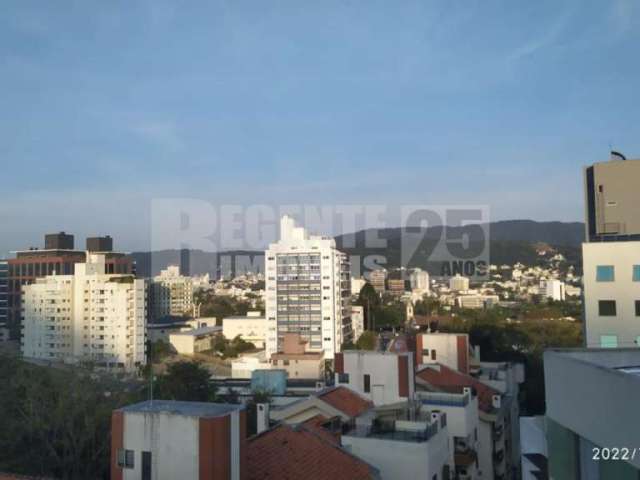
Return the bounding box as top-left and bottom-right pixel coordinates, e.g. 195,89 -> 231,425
582,155 -> 640,349
21,254 -> 146,371
368,269 -> 386,294
149,265 -> 194,321
265,216 -> 351,359
0,260 -> 8,328
449,274 -> 470,292
410,268 -> 430,292
5,233 -> 132,338
86,235 -> 114,252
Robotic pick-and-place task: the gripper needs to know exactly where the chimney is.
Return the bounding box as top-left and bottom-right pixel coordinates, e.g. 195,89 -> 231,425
256,403 -> 270,434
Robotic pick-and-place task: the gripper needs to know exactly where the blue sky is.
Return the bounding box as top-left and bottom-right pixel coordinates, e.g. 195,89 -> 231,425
2,0 -> 640,254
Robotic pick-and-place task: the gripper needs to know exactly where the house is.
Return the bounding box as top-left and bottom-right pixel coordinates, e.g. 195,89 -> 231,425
269,333 -> 325,380
168,326 -> 222,355
334,350 -> 414,406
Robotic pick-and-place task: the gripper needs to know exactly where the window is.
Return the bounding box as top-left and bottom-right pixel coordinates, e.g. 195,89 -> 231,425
600,335 -> 618,348
596,265 -> 615,282
117,449 -> 134,468
338,373 -> 349,383
636,300 -> 640,317
431,349 -> 437,360
598,300 -> 617,316
142,451 -> 152,480
634,265 -> 640,282
283,360 -> 290,366
364,374 -> 370,393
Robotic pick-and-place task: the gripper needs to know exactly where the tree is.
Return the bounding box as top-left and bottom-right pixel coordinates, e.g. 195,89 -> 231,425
156,361 -> 217,402
357,282 -> 380,330
355,331 -> 377,351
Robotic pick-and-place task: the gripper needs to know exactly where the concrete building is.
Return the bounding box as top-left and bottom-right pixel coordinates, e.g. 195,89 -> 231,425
5,232 -> 131,338
387,276 -> 406,297
582,241 -> 640,348
584,153 -> 640,240
416,389 -> 481,479
351,277 -> 367,296
416,332 -> 472,373
417,363 -> 522,479
582,155 -> 640,349
410,268 -> 430,292
111,400 -> 246,480
169,326 -> 222,355
149,265 -> 194,321
265,216 -> 351,360
230,350 -> 271,379
341,402 -> 452,480
334,350 -> 414,406
368,269 -> 386,294
544,349 -> 640,479
222,311 -> 266,348
21,254 -> 145,371
0,260 -> 7,330
519,416 -> 548,480
0,323 -> 9,342
270,333 -> 325,380
543,279 -> 566,302
351,306 -> 365,343
449,274 -> 470,292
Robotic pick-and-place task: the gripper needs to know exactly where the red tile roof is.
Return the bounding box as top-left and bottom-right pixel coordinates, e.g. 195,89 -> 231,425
317,386 -> 373,418
300,414 -> 340,445
416,363 -> 500,413
247,424 -> 376,480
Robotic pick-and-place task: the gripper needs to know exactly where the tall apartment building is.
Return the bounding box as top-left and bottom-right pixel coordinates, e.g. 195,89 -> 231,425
449,274 -> 470,292
0,261 -> 7,328
149,265 -> 194,321
265,216 -> 351,360
410,268 -> 430,292
582,155 -> 640,348
368,269 -> 386,293
5,232 -> 132,338
22,254 -> 146,371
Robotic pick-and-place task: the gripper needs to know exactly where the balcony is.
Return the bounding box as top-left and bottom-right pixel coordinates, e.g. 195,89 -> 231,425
343,419 -> 440,443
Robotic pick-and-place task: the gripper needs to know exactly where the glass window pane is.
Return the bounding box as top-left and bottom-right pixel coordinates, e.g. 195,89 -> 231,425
633,265 -> 640,282
598,300 -> 617,316
596,265 -> 615,282
600,335 -> 618,348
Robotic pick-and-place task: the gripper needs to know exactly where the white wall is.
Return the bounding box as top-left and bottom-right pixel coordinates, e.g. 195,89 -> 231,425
583,241 -> 640,348
123,412 -> 199,480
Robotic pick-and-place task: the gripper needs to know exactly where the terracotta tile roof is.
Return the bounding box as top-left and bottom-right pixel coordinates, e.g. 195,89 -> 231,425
300,414 -> 340,444
247,424 -> 376,480
317,386 -> 374,418
416,363 -> 500,413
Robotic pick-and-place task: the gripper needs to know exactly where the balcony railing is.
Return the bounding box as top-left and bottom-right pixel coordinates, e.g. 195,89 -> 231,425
343,420 -> 439,443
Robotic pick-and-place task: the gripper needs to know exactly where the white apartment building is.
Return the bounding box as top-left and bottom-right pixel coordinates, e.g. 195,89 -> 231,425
416,332 -> 473,372
265,216 -> 351,360
335,350 -> 414,406
22,254 -> 146,371
543,279 -> 566,301
410,268 -> 430,292
149,265 -> 194,321
582,242 -> 640,348
351,305 -> 364,342
222,311 -> 266,348
449,274 -> 470,292
351,277 -> 367,296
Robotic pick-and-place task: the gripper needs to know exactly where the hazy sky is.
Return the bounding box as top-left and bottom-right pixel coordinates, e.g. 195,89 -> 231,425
2,0 -> 640,255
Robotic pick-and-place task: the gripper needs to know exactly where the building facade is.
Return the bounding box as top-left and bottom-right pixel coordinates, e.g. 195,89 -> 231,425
0,260 -> 7,329
5,232 -> 131,338
149,265 -> 194,321
265,216 -> 351,360
222,311 -> 266,348
449,274 -> 470,292
545,349 -> 640,479
368,269 -> 386,294
582,156 -> 640,349
21,254 -> 146,371
410,268 -> 430,292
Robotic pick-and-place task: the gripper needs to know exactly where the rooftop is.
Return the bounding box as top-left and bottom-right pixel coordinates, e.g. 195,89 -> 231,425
170,326 -> 222,337
545,348 -> 640,382
247,423 -> 376,480
317,386 -> 374,418
118,400 -> 243,417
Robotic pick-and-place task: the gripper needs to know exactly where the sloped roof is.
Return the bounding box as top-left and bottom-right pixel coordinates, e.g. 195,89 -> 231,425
317,386 -> 374,418
247,424 -> 376,480
416,363 -> 500,413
